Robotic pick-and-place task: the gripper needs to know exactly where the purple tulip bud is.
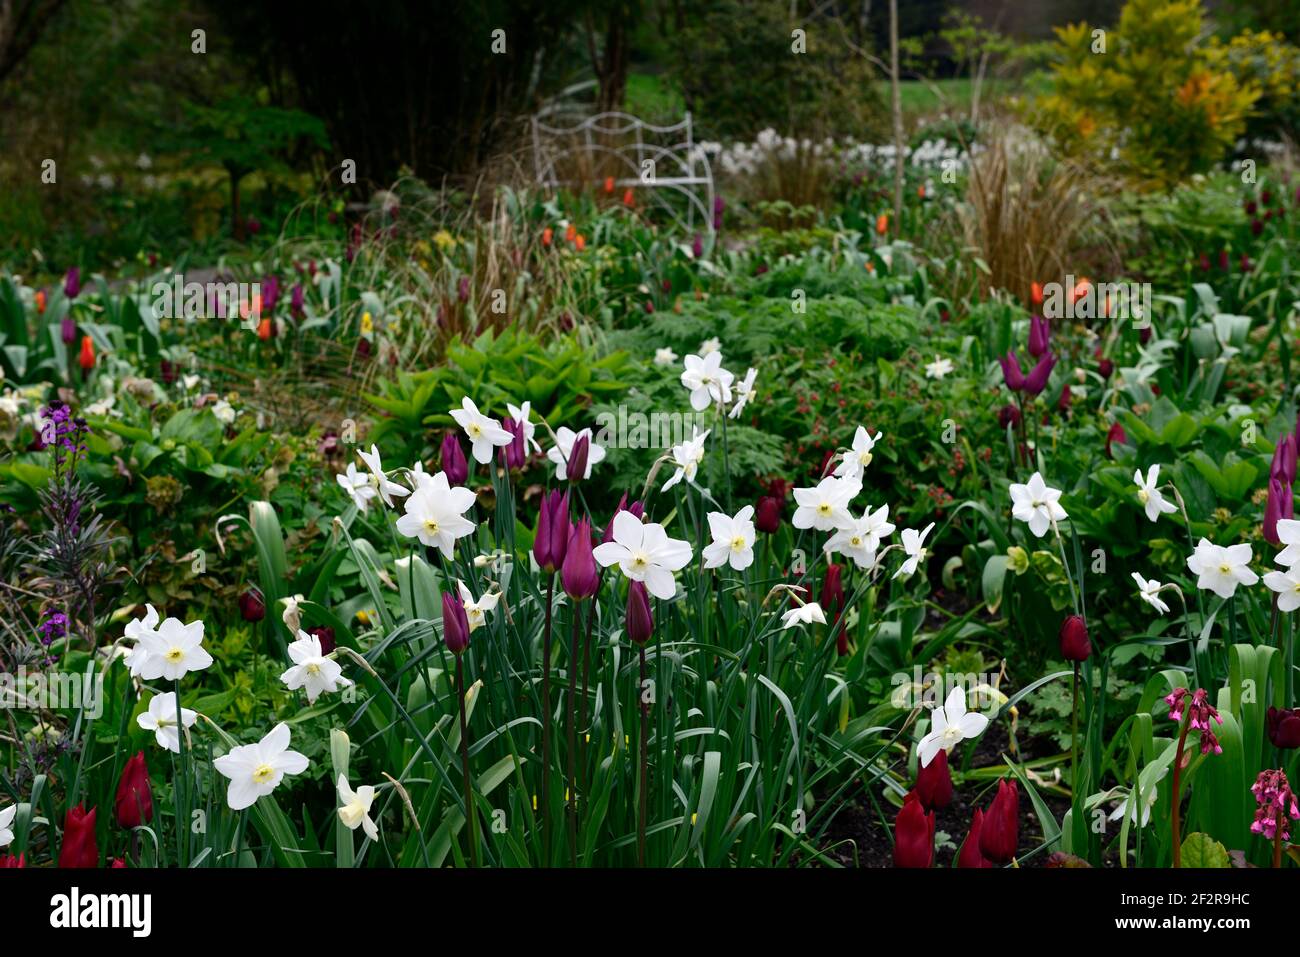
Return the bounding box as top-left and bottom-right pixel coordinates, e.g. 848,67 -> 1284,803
534,489 -> 570,573
626,580 -> 654,645
1027,315 -> 1050,359
441,432 -> 469,485
61,315 -> 77,345
499,417 -> 526,470
1272,434 -> 1297,486
291,282 -> 305,317
442,590 -> 471,655
309,625 -> 336,656
692,234 -> 704,259
566,433 -> 590,483
999,351 -> 1026,392
562,519 -> 600,600
64,267 -> 81,300
1264,478 -> 1292,545
261,275 -> 280,313
1023,352 -> 1056,396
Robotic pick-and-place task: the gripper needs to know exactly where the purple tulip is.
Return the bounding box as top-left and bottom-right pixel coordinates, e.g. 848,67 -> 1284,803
290,282 -> 305,317
999,351 -> 1026,392
440,432 -> 468,485
441,591 -> 471,655
499,417 -> 526,470
61,315 -> 77,345
562,518 -> 600,600
457,276 -> 471,302
1264,478 -> 1293,545
1023,352 -> 1057,396
1272,434 -> 1297,486
566,433 -> 590,482
261,275 -> 280,313
1028,315 -> 1050,359
64,267 -> 81,300
533,489 -> 570,573
692,234 -> 704,259
626,580 -> 654,645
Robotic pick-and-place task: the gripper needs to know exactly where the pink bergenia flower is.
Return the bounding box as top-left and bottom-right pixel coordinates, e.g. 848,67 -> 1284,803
1251,769 -> 1299,842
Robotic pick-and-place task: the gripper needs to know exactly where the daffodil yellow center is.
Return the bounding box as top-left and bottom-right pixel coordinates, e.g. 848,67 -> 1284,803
165,647 -> 184,662
730,535 -> 747,552
1138,489 -> 1149,503
1219,563 -> 1231,575
252,764 -> 276,784
850,535 -> 862,547
859,451 -> 872,466
424,519 -> 440,534
817,503 -> 832,516
306,662 -> 321,675
631,553 -> 649,570
468,424 -> 482,439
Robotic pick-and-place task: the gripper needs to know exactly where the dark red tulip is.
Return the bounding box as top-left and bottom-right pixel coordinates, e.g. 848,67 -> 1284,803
1267,706 -> 1300,749
238,590 -> 265,622
1097,357 -> 1113,380
1057,384 -> 1072,414
1105,422 -> 1127,458
997,404 -> 1022,429
58,804 -> 99,868
1023,353 -> 1056,395
1059,614 -> 1092,662
110,857 -> 128,868
957,808 -> 991,867
978,779 -> 1020,864
892,792 -> 934,868
1028,315 -> 1050,358
309,625 -> 336,655
0,853 -> 25,867
915,748 -> 953,811
755,495 -> 783,534
441,590 -> 471,655
1264,478 -> 1293,545
533,489 -> 570,573
820,563 -> 847,654
626,580 -> 654,645
562,518 -> 600,600
1139,323 -> 1152,345
566,433 -> 590,482
999,351 -> 1027,392
440,432 -> 469,485
114,752 -> 153,829
1218,249 -> 1230,271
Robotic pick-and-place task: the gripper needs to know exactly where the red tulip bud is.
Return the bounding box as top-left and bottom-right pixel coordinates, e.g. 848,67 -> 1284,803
238,590 -> 265,622
58,803 -> 99,868
915,747 -> 953,810
114,752 -> 154,829
978,779 -> 1019,864
755,495 -> 782,534
1059,614 -> 1092,662
957,808 -> 992,867
892,792 -> 935,868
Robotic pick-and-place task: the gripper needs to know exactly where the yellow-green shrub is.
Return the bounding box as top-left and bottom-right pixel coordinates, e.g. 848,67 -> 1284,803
1032,0 -> 1260,189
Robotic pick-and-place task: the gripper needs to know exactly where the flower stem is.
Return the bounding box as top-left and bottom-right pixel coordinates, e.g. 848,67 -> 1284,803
566,604 -> 580,866
456,654 -> 478,868
541,572 -> 554,866
1170,716 -> 1191,868
638,643 -> 649,867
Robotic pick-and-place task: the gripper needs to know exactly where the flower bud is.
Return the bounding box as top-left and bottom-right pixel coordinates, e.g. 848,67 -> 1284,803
978,779 -> 1019,864
915,747 -> 953,811
626,579 -> 654,645
238,590 -> 265,622
755,495 -> 782,534
441,590 -> 471,655
957,808 -> 991,868
1028,314 -> 1050,358
1059,614 -> 1092,662
1267,706 -> 1300,749
892,792 -> 934,868
562,518 -> 600,600
441,432 -> 468,485
114,751 -> 153,829
58,804 -> 99,868
566,433 -> 590,483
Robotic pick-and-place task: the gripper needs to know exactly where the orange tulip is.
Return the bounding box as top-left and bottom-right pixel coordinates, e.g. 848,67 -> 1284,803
565,224 -> 577,243
917,184 -> 926,199
34,290 -> 47,314
78,335 -> 95,371
875,213 -> 888,235
603,176 -> 615,194
1071,277 -> 1090,304
574,234 -> 586,252
622,188 -> 634,207
542,227 -> 553,247
1030,281 -> 1043,307
257,318 -> 273,340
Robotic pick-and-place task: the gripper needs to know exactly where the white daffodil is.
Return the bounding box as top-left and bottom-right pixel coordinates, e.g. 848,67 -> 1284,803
699,337 -> 721,356
280,630 -> 352,703
546,426 -> 606,481
917,686 -> 989,768
357,444 -> 411,508
924,356 -> 954,379
337,462 -> 378,512
506,401 -> 541,453
281,594 -> 306,634
213,723 -> 309,811
680,352 -> 735,411
0,804 -> 15,848
824,504 -> 895,569
457,580 -> 500,631
1263,564 -> 1300,612
834,426 -> 883,481
337,775 -> 379,841
1275,518 -> 1300,567
450,398 -> 514,464
1109,769 -> 1167,828
593,511 -> 693,600
781,601 -> 827,630
728,368 -> 758,419
133,616 -> 213,682
395,470 -> 477,558
653,347 -> 678,367
1133,465 -> 1177,522
661,427 -> 710,491
1186,538 -> 1258,599
1131,572 -> 1171,615
211,399 -> 237,425
136,692 -> 198,753
123,604 -> 161,677
702,506 -> 756,571
1009,472 -> 1067,538
792,474 -> 861,532
893,522 -> 935,579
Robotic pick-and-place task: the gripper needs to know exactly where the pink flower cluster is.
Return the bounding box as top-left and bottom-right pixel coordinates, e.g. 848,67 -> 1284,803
1250,769 -> 1300,842
1165,687 -> 1223,755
